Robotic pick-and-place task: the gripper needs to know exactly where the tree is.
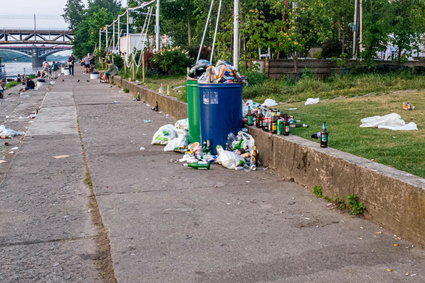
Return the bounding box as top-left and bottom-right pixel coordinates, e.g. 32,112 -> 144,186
71,0 -> 122,58
62,0 -> 85,30
361,0 -> 391,64
389,0 -> 425,62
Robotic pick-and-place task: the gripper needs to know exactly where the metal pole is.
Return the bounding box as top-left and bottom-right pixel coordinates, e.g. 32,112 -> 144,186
233,0 -> 239,69
34,14 -> 36,41
359,0 -> 363,54
155,0 -> 160,51
99,29 -> 102,52
127,10 -> 130,56
106,26 -> 109,52
113,21 -> 116,53
352,0 -> 358,59
118,16 -> 121,54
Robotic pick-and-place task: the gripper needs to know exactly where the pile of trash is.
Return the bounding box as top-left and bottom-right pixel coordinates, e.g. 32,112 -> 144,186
0,125 -> 24,138
152,119 -> 258,171
242,99 -> 309,135
189,60 -> 247,84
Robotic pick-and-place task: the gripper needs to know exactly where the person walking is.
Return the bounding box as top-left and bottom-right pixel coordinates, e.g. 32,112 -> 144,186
84,54 -> 91,74
68,54 -> 75,76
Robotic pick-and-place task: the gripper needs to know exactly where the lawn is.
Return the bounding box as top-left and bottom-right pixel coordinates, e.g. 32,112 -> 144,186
277,91 -> 425,178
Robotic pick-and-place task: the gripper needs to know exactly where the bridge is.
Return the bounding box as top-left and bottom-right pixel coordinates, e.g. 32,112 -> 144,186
0,29 -> 74,67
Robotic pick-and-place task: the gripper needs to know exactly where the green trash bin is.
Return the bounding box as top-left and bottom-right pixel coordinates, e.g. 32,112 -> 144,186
187,79 -> 201,143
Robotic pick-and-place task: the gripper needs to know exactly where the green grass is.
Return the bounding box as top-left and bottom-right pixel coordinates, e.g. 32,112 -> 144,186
278,91 -> 425,178
244,72 -> 425,103
5,81 -> 19,89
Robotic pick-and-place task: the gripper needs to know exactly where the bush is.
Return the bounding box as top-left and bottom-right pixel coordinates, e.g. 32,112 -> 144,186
150,48 -> 192,75
6,81 -> 19,89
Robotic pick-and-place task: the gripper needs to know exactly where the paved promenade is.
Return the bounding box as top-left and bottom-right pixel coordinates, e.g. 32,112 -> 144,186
1,72 -> 425,282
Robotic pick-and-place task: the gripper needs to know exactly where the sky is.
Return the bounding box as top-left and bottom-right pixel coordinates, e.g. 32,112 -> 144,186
0,0 -> 128,29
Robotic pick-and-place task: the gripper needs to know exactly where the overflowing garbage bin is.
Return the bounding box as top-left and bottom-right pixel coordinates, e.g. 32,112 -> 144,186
198,83 -> 243,154
186,79 -> 201,143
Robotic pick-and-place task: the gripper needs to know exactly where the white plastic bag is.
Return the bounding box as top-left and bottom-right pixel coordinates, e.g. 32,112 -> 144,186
360,113 -> 418,131
0,125 -> 25,137
164,131 -> 189,151
216,146 -> 245,169
305,98 -> 320,105
175,118 -> 189,130
151,124 -> 177,145
262,98 -> 278,107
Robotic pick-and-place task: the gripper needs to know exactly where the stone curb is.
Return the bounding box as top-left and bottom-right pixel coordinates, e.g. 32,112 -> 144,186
112,76 -> 425,248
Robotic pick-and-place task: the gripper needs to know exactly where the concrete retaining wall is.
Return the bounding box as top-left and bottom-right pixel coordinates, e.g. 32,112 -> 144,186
112,76 -> 425,248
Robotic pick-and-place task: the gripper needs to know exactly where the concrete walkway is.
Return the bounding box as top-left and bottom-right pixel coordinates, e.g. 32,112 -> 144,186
1,72 -> 425,282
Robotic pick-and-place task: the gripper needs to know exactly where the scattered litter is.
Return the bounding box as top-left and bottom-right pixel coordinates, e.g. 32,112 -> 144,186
9,151 -> 14,154
143,120 -> 152,124
151,124 -> 177,145
402,102 -> 415,110
393,243 -> 399,247
305,98 -> 320,105
0,160 -> 7,164
53,155 -> 70,159
11,147 -> 18,150
360,113 -> 418,131
113,101 -> 120,104
174,85 -> 185,89
262,98 -> 278,107
286,108 -> 298,111
0,125 -> 25,137
386,268 -> 393,272
139,146 -> 146,151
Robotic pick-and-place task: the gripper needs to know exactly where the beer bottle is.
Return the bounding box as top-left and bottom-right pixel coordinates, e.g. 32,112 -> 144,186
320,121 -> 329,148
247,106 -> 253,126
184,161 -> 211,170
256,108 -> 263,128
271,111 -> 277,134
283,114 -> 290,136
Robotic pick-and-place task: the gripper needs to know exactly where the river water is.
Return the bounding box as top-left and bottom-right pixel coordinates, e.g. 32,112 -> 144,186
3,62 -> 42,78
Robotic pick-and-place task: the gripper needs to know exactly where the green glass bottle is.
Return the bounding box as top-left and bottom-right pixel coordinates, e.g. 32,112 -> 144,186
184,161 -> 211,170
320,121 -> 328,148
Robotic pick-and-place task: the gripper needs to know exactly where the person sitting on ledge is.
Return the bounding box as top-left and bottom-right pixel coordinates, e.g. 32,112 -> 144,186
101,60 -> 118,83
19,78 -> 35,93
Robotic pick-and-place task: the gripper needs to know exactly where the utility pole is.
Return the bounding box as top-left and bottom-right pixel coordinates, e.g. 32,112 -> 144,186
233,0 -> 239,69
352,0 -> 358,59
155,0 -> 160,51
106,26 -> 109,52
99,29 -> 102,52
33,14 -> 36,41
359,0 -> 363,53
112,21 -> 116,53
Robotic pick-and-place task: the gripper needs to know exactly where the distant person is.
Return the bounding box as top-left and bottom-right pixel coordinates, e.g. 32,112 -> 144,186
51,61 -> 59,79
84,54 -> 91,74
42,59 -> 50,77
68,54 -> 75,76
101,60 -> 118,83
16,74 -> 22,82
37,71 -> 42,78
0,79 -> 5,99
